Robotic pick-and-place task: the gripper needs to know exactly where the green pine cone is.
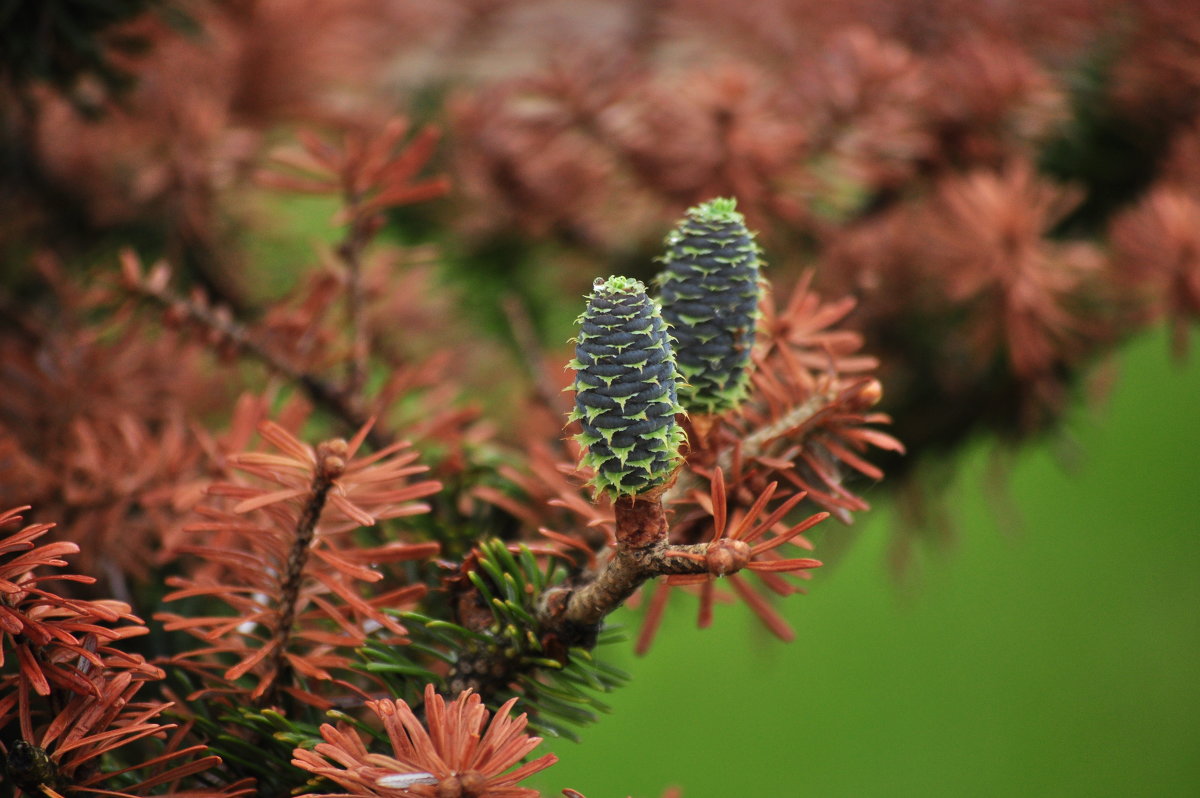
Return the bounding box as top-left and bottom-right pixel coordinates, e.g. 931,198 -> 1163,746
568,276 -> 685,498
657,197 -> 763,415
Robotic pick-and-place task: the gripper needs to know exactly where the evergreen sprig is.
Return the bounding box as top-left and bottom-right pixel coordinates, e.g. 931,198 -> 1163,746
464,539 -> 627,740
367,538 -> 628,742
167,670 -> 320,795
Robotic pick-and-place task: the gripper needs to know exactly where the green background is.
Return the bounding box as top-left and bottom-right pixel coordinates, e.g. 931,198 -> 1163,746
536,328 -> 1200,797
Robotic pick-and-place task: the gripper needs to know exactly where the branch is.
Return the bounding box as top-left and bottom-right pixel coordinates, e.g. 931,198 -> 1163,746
336,211 -> 376,397
537,496 -> 747,636
662,391 -> 832,506
262,440 -> 345,705
500,292 -> 563,414
120,250 -> 393,450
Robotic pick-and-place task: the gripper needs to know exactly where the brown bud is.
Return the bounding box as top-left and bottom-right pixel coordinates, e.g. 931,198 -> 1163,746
436,772 -> 489,798
705,538 -> 752,576
459,772 -> 488,796
437,775 -> 463,798
848,378 -> 884,410
317,439 -> 349,477
321,455 -> 346,478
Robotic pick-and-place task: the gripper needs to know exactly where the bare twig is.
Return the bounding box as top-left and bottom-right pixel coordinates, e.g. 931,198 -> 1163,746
539,496 -> 731,634
121,251 -> 393,450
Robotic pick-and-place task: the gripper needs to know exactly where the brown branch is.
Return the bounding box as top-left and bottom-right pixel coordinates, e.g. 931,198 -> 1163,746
121,253 -> 393,450
337,211 -> 374,398
500,292 -> 563,414
741,393 -> 831,454
261,440 -> 345,706
663,391 -> 833,505
538,496 -> 722,635
451,496 -> 732,696
548,541 -> 713,629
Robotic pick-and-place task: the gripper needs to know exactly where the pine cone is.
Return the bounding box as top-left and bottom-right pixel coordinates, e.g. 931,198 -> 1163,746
657,197 -> 763,415
568,276 -> 685,498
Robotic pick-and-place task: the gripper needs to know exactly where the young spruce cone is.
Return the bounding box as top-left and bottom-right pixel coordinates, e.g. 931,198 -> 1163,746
657,197 -> 763,416
568,276 -> 685,498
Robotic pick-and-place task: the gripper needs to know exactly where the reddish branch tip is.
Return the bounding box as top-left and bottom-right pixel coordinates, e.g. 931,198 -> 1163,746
292,683 -> 556,798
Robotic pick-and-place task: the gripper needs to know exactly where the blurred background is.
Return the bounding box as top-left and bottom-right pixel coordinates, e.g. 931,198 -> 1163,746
3,1 -> 1199,795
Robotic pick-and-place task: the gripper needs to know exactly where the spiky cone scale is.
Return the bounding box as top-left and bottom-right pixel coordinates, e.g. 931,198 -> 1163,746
658,197 -> 763,416
568,276 -> 685,499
